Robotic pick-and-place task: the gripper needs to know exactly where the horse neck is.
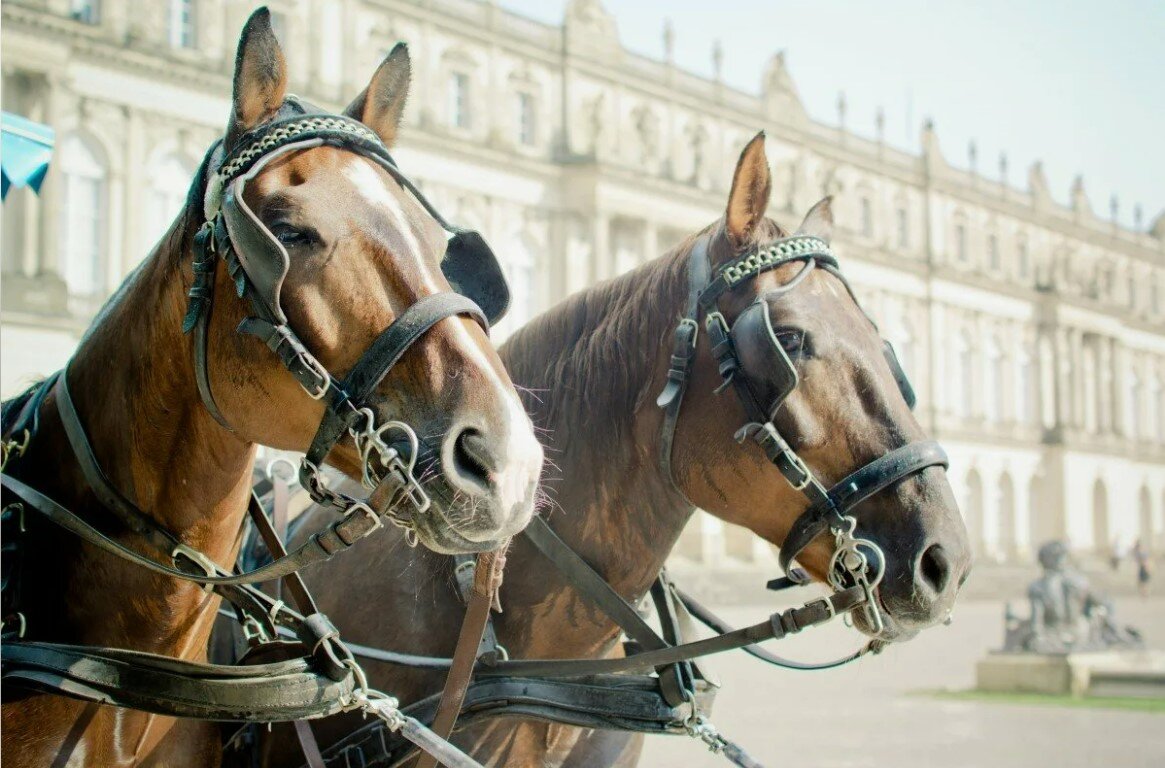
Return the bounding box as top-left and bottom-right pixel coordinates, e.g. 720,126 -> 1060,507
25,222 -> 255,650
500,247 -> 696,643
72,231 -> 255,550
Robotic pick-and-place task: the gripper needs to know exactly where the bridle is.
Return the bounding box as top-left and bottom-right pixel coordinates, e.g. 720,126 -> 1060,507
184,97 -> 512,542
656,231 -> 950,635
289,232 -> 957,768
0,98 -> 516,768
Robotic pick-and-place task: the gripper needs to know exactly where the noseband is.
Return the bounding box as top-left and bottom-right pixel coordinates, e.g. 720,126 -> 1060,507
657,233 -> 949,633
184,100 -> 511,539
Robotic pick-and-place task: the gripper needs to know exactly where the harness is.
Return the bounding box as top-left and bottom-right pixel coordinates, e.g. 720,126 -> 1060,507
0,98 -> 511,768
292,233 -> 952,768
187,98 -> 511,543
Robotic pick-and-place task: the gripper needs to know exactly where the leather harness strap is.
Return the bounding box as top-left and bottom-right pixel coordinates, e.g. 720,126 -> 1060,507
415,548 -> 506,768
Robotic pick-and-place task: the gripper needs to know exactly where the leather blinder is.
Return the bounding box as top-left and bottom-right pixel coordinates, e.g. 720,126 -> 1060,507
730,301 -> 798,421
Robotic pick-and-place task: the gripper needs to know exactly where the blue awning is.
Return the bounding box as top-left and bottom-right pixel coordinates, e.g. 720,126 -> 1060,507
2,111 -> 55,201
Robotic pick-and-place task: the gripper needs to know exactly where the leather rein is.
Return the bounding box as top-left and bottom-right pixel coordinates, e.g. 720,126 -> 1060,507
296,233 -> 952,768
0,111 -> 499,768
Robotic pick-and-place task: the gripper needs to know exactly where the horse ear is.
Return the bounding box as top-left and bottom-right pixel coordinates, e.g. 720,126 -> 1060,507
225,8 -> 287,149
724,132 -> 772,251
344,43 -> 411,147
796,197 -> 834,244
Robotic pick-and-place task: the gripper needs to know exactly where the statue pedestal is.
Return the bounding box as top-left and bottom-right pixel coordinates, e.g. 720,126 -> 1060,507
976,650 -> 1165,698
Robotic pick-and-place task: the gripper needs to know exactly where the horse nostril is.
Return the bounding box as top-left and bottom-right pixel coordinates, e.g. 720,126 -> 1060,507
449,427 -> 494,492
918,543 -> 952,595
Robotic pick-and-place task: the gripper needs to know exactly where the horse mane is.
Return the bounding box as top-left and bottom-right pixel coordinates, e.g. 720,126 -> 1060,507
500,216 -> 787,460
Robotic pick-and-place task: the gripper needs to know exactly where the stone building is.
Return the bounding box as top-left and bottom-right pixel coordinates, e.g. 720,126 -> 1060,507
2,0 -> 1163,565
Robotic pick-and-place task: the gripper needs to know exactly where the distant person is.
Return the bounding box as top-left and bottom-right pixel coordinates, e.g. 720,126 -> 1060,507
1132,539 -> 1151,599
1109,537 -> 1123,572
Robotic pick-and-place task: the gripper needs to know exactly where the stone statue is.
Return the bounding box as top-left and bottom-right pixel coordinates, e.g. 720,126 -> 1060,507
1002,541 -> 1143,653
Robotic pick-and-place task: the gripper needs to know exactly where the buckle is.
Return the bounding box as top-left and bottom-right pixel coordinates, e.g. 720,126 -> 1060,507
784,449 -> 813,491
241,615 -> 269,644
298,353 -> 331,400
345,501 -> 383,538
172,543 -> 219,593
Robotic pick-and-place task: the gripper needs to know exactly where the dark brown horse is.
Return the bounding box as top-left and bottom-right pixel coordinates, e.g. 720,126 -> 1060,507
0,10 -> 541,767
263,134 -> 973,767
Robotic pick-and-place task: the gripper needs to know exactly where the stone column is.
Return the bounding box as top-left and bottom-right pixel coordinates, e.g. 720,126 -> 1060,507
1111,340 -> 1125,437
1070,329 -> 1085,429
1054,327 -> 1071,429
1098,336 -> 1113,434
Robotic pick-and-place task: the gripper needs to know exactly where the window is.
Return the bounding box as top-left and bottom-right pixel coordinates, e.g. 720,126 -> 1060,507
59,135 -> 106,298
517,92 -> 536,146
449,72 -> 470,130
896,208 -> 909,249
860,197 -> 872,237
1017,349 -> 1034,425
955,330 -> 975,418
1128,369 -> 1142,440
70,0 -> 99,24
954,224 -> 967,263
146,155 -> 191,249
985,336 -> 1005,423
1017,239 -> 1030,278
168,0 -> 196,48
1152,275 -> 1161,315
1129,273 -> 1138,310
988,234 -> 1000,271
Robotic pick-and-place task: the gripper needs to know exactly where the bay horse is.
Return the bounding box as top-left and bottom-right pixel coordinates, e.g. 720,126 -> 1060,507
265,134 -> 972,767
0,9 -> 541,768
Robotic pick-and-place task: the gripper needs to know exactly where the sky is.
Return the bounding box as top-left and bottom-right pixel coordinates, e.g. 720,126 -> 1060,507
500,0 -> 1165,230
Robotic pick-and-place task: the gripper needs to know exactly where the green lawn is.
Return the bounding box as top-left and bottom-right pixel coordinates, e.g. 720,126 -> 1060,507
917,689 -> 1165,714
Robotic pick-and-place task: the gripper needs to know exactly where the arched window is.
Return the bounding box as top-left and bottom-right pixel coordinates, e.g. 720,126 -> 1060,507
954,223 -> 968,263
516,91 -> 536,146
59,134 -> 107,299
168,0 -> 196,48
146,154 -> 192,250
1082,341 -> 1098,433
70,0 -> 99,25
448,71 -> 471,130
955,329 -> 975,418
1017,237 -> 1030,279
1017,346 -> 1034,424
984,335 -> 1005,423
1128,367 -> 1142,440
965,469 -> 985,555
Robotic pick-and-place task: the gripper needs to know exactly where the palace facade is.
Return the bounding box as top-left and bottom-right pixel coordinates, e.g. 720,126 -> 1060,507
3,0 -> 1164,564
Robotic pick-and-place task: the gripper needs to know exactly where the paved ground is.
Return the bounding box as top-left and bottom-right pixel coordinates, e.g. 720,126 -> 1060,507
638,595 -> 1165,768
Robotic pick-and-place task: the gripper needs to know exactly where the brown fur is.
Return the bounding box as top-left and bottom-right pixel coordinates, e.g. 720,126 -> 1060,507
262,136 -> 971,767
1,10 -> 537,766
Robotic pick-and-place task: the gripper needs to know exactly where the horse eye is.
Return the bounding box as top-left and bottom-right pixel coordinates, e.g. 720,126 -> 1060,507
774,330 -> 809,357
273,225 -> 313,248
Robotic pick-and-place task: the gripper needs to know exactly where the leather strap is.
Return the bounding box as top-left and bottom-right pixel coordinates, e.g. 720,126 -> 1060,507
1,640 -> 355,722
304,292 -> 486,469
472,586 -> 865,678
655,238 -> 710,506
415,548 -> 506,768
675,585 -> 869,671
523,517 -> 691,705
0,471 -> 398,588
777,440 -> 949,575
